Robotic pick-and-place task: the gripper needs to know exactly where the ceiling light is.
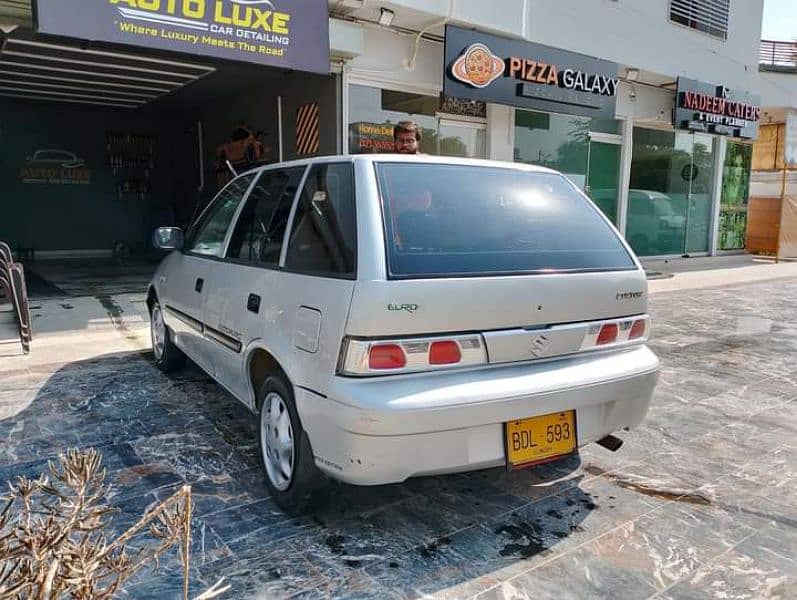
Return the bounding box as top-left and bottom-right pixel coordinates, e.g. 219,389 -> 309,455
378,8 -> 395,27
626,68 -> 639,82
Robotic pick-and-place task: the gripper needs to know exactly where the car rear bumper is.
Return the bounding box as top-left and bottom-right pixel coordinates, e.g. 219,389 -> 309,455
295,345 -> 659,485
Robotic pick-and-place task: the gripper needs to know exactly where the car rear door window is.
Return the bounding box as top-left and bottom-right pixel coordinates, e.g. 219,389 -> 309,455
186,174 -> 255,257
226,167 -> 306,265
376,163 -> 635,278
284,163 -> 356,277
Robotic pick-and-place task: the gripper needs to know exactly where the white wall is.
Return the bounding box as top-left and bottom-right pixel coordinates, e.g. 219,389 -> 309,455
349,0 -> 526,38
759,71 -> 797,113
361,0 -> 763,93
522,0 -> 763,92
615,81 -> 673,123
343,24 -> 444,93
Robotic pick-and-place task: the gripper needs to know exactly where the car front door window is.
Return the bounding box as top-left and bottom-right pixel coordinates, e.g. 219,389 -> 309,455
187,174 -> 255,257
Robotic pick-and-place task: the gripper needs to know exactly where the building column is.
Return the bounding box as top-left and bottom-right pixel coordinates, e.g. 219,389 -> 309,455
709,136 -> 727,255
617,117 -> 633,236
486,103 -> 514,162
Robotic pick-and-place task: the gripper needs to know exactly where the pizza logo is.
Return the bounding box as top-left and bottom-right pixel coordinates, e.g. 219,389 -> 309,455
451,43 -> 505,88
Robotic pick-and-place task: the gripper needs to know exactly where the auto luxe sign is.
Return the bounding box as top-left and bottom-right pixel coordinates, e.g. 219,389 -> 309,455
444,26 -> 619,119
675,78 -> 761,139
33,0 -> 330,74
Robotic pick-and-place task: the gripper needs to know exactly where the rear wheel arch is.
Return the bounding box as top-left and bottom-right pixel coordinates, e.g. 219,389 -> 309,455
146,285 -> 158,314
247,346 -> 289,410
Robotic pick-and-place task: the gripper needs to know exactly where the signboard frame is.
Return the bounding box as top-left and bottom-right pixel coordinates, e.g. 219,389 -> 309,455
443,25 -> 620,119
674,77 -> 761,140
33,0 -> 330,74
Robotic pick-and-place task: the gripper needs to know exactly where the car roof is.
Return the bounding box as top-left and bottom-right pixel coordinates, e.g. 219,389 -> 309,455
241,154 -> 559,176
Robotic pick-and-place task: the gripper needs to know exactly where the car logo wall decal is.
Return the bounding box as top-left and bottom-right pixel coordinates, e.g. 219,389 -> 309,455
451,43 -> 505,88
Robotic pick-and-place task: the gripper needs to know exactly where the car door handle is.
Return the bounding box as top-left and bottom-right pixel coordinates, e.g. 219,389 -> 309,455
195,278 -> 204,293
247,293 -> 261,314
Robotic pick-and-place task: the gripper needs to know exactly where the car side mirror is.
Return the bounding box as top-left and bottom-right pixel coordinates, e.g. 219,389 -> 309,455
153,227 -> 184,251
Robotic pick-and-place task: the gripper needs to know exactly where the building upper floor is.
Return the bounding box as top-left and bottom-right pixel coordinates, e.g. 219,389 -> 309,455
757,40 -> 797,114
1,0 -> 767,94
329,0 -> 764,92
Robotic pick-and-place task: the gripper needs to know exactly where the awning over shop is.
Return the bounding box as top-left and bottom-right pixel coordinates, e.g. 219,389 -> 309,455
0,29 -> 215,109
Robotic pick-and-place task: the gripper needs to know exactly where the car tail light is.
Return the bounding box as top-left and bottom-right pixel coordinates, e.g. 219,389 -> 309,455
368,344 -> 406,370
340,334 -> 486,376
629,319 -> 646,340
581,315 -> 650,351
596,323 -> 619,345
429,340 -> 462,365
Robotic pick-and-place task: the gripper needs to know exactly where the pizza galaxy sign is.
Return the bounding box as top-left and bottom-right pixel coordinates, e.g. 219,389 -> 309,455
444,26 -> 619,119
33,0 -> 330,73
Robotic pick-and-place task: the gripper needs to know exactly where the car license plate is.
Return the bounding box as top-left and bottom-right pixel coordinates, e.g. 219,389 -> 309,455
505,411 -> 576,468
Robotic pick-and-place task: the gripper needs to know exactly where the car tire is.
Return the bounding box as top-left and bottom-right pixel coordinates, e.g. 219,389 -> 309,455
150,300 -> 186,373
257,374 -> 327,514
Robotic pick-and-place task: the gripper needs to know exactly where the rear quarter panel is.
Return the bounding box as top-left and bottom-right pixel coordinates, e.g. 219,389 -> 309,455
247,271 -> 356,400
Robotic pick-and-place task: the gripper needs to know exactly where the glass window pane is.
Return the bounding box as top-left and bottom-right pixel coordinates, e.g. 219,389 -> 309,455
627,128 -> 691,256
590,119 -> 622,135
719,141 -> 753,250
437,121 -> 486,158
226,167 -> 305,264
376,163 -> 635,277
187,174 -> 254,257
348,84 -> 438,155
285,163 -> 357,276
685,133 -> 715,254
514,110 -> 589,190
587,141 -> 621,223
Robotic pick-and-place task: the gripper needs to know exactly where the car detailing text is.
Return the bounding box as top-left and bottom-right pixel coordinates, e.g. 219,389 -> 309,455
109,0 -> 291,56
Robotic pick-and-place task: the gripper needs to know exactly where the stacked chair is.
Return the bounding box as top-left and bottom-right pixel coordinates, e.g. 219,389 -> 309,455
0,241 -> 31,354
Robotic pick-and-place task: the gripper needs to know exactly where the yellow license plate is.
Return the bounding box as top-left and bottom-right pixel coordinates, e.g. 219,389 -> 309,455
505,411 -> 576,468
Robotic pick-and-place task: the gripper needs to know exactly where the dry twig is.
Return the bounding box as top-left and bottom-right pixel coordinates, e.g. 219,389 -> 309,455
0,448 -> 207,600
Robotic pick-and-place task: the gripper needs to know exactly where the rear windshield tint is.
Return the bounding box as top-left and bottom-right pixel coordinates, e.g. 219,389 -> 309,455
376,163 -> 636,278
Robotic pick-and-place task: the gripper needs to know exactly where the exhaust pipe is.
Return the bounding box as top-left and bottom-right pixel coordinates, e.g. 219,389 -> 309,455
596,434 -> 624,452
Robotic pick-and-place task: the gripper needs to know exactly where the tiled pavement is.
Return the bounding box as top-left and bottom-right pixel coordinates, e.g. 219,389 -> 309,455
1,279 -> 795,599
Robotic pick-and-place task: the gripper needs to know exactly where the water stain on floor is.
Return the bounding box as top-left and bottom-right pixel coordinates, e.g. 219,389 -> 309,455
496,523 -> 546,558
584,465 -> 712,505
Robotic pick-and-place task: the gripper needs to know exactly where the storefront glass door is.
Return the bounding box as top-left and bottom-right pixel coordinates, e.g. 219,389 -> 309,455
514,109 -> 622,224
586,140 -> 622,224
514,109 -> 589,189
627,128 -> 715,256
684,133 -> 715,254
347,84 -> 487,158
718,141 -> 753,250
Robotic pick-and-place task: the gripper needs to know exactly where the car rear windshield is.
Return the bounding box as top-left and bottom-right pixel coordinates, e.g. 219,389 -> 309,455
376,163 -> 636,278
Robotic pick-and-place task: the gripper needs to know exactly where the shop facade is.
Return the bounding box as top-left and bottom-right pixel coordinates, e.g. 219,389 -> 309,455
0,0 -> 337,256
334,16 -> 762,258
429,26 -> 762,258
1,0 -> 765,259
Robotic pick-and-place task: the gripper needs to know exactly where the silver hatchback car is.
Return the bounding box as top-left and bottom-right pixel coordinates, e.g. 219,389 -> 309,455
148,155 -> 659,512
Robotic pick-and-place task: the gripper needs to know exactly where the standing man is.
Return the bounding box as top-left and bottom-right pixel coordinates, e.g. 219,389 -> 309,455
393,121 -> 422,154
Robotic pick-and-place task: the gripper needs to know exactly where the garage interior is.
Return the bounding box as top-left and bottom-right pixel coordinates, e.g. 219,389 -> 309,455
0,22 -> 338,296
